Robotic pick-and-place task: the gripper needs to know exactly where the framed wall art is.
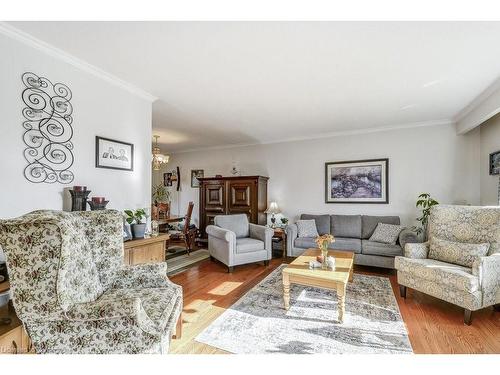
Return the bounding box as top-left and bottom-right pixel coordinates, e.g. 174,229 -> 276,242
191,169 -> 204,187
490,150 -> 500,175
325,158 -> 389,204
95,136 -> 134,171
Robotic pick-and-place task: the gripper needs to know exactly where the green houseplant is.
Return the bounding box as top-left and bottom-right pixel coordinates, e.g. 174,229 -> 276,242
413,193 -> 439,240
125,208 -> 147,239
152,184 -> 170,204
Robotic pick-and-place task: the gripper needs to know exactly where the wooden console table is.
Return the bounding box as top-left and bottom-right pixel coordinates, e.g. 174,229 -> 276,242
124,234 -> 170,265
0,281 -> 31,354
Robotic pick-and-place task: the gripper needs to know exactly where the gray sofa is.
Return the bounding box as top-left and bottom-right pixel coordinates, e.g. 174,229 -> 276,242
286,214 -> 418,269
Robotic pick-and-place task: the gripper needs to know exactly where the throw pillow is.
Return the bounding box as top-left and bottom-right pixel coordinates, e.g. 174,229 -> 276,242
428,237 -> 490,268
296,220 -> 319,238
369,223 -> 404,245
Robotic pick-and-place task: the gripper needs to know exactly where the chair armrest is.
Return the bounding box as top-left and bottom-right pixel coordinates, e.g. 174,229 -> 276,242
206,225 -> 236,242
398,228 -> 419,249
285,224 -> 298,240
112,263 -> 175,289
65,296 -> 142,321
404,242 -> 429,259
249,223 -> 273,242
473,253 -> 500,306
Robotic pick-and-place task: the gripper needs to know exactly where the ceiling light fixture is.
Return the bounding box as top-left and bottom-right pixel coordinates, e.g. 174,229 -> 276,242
152,135 -> 169,171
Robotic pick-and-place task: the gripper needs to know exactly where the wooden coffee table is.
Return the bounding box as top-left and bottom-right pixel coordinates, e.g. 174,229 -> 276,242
282,248 -> 354,323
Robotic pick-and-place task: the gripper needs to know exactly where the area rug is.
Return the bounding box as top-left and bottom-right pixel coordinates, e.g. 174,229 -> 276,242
196,265 -> 413,354
166,249 -> 210,275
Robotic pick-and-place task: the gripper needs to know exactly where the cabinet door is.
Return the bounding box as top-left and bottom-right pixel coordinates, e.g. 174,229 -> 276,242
205,182 -> 225,208
0,326 -> 22,354
129,243 -> 165,265
227,180 -> 254,218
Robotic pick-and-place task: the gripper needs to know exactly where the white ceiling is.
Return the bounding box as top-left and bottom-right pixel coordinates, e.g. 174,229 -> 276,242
9,21 -> 500,152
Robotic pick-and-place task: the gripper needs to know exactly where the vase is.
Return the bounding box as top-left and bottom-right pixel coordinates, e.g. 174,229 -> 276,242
321,246 -> 329,270
131,223 -> 147,239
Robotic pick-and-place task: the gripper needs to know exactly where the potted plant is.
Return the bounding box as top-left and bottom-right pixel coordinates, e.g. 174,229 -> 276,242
152,184 -> 170,205
125,208 -> 147,239
413,193 -> 439,241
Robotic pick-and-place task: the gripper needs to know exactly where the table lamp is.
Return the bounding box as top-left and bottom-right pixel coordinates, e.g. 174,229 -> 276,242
265,201 -> 281,228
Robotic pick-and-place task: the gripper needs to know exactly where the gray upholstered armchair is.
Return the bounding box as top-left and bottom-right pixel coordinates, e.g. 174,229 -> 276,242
0,210 -> 183,354
395,205 -> 500,325
206,214 -> 273,272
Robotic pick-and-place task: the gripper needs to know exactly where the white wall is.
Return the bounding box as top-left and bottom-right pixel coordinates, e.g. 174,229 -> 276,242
479,113 -> 500,205
0,32 -> 153,220
157,123 -> 480,227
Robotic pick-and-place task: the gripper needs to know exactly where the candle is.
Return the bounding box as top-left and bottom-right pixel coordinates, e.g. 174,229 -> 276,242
92,197 -> 105,204
73,186 -> 86,192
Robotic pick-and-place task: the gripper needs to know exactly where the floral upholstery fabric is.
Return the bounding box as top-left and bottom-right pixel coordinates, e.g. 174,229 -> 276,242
396,205 -> 500,311
428,237 -> 489,268
0,210 -> 183,354
394,257 -> 479,293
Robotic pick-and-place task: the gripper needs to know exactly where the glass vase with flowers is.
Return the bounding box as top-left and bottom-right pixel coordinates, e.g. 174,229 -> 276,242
314,234 -> 335,270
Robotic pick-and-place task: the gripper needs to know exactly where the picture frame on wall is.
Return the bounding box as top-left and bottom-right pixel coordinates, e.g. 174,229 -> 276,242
490,150 -> 500,175
191,169 -> 204,187
164,172 -> 173,187
95,136 -> 134,171
325,158 -> 389,204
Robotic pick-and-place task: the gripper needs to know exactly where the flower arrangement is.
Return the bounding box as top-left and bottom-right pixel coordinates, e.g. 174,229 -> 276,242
315,234 -> 335,270
315,234 -> 335,250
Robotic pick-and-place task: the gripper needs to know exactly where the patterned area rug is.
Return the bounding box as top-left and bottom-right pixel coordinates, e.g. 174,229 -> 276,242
166,249 -> 210,275
196,265 -> 413,354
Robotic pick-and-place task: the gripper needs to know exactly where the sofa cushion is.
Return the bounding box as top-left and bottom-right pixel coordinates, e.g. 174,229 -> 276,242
361,216 -> 400,239
296,220 -> 319,238
362,240 -> 402,257
215,214 -> 249,238
300,214 -> 331,235
395,257 -> 479,293
294,237 -> 317,249
236,238 -> 265,254
328,237 -> 361,253
369,223 -> 404,245
331,215 -> 362,238
428,237 -> 490,268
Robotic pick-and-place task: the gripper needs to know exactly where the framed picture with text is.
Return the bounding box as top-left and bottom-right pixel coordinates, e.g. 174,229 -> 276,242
325,158 -> 389,203
95,136 -> 134,171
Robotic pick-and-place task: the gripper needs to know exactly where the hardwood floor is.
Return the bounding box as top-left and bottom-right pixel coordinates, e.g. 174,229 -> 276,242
169,257 -> 500,354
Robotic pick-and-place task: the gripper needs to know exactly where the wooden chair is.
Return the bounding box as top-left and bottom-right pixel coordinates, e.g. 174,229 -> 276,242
168,202 -> 197,255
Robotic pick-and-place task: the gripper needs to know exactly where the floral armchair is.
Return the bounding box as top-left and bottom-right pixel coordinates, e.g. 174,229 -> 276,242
395,205 -> 500,325
0,210 -> 183,354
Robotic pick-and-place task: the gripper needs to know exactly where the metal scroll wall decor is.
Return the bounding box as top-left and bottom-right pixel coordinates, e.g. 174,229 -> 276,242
21,72 -> 75,183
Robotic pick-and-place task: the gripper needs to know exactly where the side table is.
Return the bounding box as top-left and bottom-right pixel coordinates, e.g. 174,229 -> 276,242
272,227 -> 287,259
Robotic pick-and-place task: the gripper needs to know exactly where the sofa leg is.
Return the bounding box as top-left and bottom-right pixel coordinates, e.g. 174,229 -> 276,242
209,255 -> 214,261
464,309 -> 473,325
399,285 -> 407,299
493,304 -> 500,312
227,266 -> 234,273
264,259 -> 269,266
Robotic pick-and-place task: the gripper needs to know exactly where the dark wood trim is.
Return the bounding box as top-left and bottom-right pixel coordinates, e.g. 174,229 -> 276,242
324,158 -> 389,204
198,175 -> 269,181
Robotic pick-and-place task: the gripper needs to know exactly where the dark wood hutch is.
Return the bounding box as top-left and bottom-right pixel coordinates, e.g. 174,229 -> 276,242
198,175 -> 269,237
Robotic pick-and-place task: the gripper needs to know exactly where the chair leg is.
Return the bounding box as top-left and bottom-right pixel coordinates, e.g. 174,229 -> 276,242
493,304 -> 500,312
399,285 -> 407,299
173,314 -> 182,339
228,266 -> 234,273
209,255 -> 214,261
264,259 -> 269,266
464,309 -> 473,325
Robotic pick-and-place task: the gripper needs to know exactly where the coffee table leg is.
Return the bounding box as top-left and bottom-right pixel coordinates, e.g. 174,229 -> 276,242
283,273 -> 290,310
349,267 -> 353,283
337,283 -> 346,323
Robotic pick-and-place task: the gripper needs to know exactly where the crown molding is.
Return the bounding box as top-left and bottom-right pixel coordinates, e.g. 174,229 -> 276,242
454,75 -> 500,124
169,118 -> 454,155
0,22 -> 157,102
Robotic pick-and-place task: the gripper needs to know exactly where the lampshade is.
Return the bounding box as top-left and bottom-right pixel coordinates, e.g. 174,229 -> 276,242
265,201 -> 281,214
